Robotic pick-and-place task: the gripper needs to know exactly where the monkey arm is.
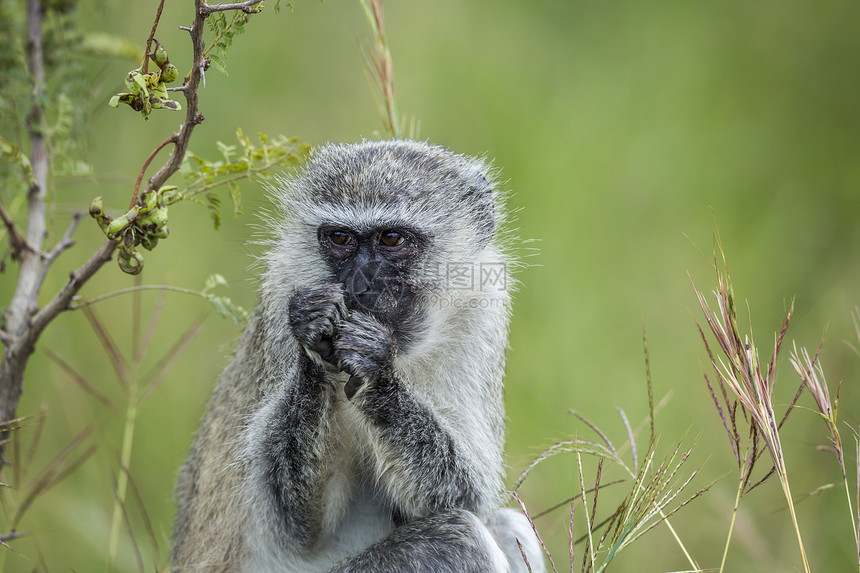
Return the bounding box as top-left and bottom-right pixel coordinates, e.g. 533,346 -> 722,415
350,371 -> 492,519
333,310 -> 497,520
256,354 -> 343,551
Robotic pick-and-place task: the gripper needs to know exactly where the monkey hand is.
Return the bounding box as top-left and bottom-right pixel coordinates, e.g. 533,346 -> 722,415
335,312 -> 394,400
288,284 -> 347,366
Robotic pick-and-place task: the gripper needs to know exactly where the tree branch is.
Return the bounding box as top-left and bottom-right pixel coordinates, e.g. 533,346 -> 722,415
0,0 -> 50,461
30,240 -> 117,340
45,212 -> 83,262
0,0 -> 264,466
200,0 -> 264,15
0,201 -> 31,258
144,0 -> 212,195
34,212 -> 84,292
4,0 -> 49,336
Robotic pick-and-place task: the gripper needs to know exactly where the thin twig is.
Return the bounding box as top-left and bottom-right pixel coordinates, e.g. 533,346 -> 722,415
44,212 -> 82,262
568,500 -> 575,573
0,531 -> 27,543
33,212 -> 83,295
141,0 -> 167,73
42,348 -> 122,415
200,0 -> 264,15
516,539 -> 533,573
130,134 -> 178,209
139,314 -> 207,405
82,305 -> 129,390
0,202 -> 30,256
70,284 -> 207,310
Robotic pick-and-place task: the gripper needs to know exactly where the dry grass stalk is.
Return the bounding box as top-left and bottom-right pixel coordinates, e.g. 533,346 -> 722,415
788,341 -> 856,555
516,404 -> 706,572
359,0 -> 401,138
515,491 -> 558,573
852,426 -> 860,569
693,258 -> 810,573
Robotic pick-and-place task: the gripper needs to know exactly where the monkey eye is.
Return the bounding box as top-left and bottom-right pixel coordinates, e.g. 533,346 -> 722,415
328,230 -> 353,246
380,231 -> 405,247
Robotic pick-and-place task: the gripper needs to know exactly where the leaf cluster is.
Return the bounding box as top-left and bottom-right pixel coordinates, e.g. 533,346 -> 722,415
0,0 -> 94,197
205,9 -> 252,76
180,129 -> 310,229
202,273 -> 248,324
109,40 -> 182,120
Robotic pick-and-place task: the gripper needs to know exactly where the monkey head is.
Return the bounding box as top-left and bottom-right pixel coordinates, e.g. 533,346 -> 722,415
266,139 -> 506,353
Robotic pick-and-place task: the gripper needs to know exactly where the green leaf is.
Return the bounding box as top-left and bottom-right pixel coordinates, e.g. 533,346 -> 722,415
216,141 -> 235,163
206,192 -> 222,230
203,273 -> 229,292
201,274 -> 248,324
0,135 -> 36,187
227,180 -> 242,215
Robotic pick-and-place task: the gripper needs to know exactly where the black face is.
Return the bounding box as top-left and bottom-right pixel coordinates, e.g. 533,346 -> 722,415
318,224 -> 426,347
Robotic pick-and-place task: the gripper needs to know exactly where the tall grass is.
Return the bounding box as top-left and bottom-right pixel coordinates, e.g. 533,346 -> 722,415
514,331 -> 709,573
517,242 -> 860,572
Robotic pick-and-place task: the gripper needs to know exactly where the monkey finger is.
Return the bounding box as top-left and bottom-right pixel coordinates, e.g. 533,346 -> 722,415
310,336 -> 336,363
343,375 -> 365,400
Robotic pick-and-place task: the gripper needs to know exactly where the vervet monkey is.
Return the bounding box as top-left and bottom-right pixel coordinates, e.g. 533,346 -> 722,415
172,140 -> 544,572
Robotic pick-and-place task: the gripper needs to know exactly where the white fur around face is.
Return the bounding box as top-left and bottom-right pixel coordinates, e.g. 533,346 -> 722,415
173,140 -> 531,573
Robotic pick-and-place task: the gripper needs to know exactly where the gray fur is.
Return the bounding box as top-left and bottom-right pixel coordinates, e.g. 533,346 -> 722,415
172,140 -> 545,572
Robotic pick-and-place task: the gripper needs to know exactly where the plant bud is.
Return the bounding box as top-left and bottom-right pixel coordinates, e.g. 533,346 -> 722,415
150,39 -> 170,68
139,235 -> 159,251
161,63 -> 178,83
89,197 -> 112,234
118,246 -> 144,275
139,189 -> 159,215
89,196 -> 104,218
158,186 -> 181,206
106,206 -> 139,240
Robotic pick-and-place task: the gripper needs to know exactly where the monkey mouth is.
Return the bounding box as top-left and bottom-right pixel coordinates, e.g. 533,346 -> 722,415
344,261 -> 407,316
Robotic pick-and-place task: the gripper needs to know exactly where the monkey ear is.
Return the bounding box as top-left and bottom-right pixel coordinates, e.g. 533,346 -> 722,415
464,174 -> 496,248
477,206 -> 495,248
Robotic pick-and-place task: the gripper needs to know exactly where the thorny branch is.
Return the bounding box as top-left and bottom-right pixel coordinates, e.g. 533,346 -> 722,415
201,1 -> 264,15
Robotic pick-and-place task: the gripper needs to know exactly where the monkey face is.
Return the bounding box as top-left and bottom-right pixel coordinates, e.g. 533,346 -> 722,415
317,224 -> 426,347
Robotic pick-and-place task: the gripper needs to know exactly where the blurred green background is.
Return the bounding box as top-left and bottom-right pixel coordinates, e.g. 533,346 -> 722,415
2,0 -> 860,571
